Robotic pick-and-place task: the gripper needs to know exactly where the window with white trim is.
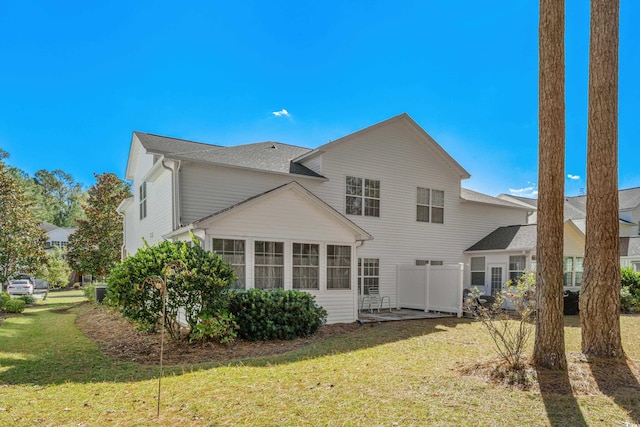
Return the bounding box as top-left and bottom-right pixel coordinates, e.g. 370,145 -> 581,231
292,243 -> 319,290
327,245 -> 351,289
346,176 -> 380,217
212,239 -> 245,289
357,258 -> 379,295
139,182 -> 147,220
470,256 -> 485,286
415,260 -> 444,266
417,187 -> 444,223
509,255 -> 527,283
254,241 -> 284,290
563,256 -> 584,287
633,261 -> 640,273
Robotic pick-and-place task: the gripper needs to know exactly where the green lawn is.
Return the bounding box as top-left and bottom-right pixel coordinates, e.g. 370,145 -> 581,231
1,292 -> 639,426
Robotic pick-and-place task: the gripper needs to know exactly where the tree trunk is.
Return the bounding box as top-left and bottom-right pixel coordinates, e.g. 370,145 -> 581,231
580,0 -> 623,358
534,0 -> 567,370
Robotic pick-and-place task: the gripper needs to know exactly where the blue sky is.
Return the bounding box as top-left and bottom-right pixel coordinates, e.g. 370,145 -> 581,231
1,1 -> 638,197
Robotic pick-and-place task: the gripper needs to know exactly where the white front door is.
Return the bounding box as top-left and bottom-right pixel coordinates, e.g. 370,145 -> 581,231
488,264 -> 506,297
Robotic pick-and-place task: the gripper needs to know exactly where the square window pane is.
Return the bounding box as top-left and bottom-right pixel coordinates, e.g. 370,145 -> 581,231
432,190 -> 444,207
417,187 -> 430,205
417,205 -> 429,222
431,207 -> 444,224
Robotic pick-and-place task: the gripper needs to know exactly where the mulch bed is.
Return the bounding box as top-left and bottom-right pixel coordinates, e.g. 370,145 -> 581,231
74,303 -> 360,365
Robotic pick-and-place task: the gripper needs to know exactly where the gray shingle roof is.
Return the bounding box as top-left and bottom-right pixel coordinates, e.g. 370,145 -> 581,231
134,132 -> 322,178
620,236 -> 640,257
466,224 -> 537,252
461,188 -> 530,209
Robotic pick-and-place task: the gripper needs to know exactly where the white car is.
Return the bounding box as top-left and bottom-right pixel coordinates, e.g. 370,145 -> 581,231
7,279 -> 34,295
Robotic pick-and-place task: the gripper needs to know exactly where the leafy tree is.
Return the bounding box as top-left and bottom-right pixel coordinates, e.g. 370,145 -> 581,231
580,0 -> 623,358
106,239 -> 236,340
534,0 -> 567,370
33,169 -> 86,227
0,160 -> 48,283
36,247 -> 72,288
67,173 -> 131,280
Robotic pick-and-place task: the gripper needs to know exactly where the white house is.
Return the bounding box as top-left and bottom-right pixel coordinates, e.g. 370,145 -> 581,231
118,113 -> 529,323
41,222 -> 76,250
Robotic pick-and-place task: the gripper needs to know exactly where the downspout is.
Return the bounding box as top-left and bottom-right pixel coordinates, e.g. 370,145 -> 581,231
160,159 -> 178,231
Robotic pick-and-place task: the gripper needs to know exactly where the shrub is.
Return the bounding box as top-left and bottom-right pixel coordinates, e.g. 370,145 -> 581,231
466,271 -> 535,370
189,311 -> 239,344
3,298 -> 26,313
229,288 -> 327,341
106,239 -> 236,340
621,286 -> 640,313
1,291 -> 10,309
83,283 -> 97,303
621,266 -> 640,298
18,294 -> 35,305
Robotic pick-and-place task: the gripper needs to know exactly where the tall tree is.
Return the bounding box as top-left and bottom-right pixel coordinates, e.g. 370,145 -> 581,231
0,160 -> 48,283
67,173 -> 131,280
534,0 -> 567,370
580,0 -> 623,358
34,169 -> 86,227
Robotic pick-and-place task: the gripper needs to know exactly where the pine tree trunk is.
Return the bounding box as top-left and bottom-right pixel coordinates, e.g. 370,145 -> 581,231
580,0 -> 623,358
533,0 -> 567,370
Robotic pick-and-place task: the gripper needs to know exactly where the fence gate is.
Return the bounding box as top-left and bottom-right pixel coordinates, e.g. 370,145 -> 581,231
396,263 -> 463,317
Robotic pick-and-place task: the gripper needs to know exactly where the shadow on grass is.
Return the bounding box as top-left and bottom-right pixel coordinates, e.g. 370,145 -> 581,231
535,365 -> 588,427
588,355 -> 640,424
0,301 -> 467,385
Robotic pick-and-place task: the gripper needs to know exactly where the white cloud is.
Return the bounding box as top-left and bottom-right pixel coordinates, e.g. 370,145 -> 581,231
509,186 -> 538,197
567,174 -> 580,180
272,109 -> 290,117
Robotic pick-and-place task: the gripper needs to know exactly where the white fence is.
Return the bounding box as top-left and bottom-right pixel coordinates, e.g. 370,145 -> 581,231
396,263 -> 464,317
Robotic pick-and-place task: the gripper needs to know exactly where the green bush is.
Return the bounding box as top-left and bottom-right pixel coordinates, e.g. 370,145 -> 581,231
3,298 -> 26,313
83,284 -> 97,303
621,266 -> 640,298
190,311 -> 239,344
621,287 -> 640,313
18,294 -> 35,305
229,288 -> 327,341
106,239 -> 236,340
1,291 -> 10,309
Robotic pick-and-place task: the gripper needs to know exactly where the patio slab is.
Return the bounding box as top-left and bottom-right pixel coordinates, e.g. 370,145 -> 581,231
358,308 -> 456,323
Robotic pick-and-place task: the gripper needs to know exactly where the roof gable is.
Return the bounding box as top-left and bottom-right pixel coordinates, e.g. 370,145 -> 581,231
295,113 -> 470,179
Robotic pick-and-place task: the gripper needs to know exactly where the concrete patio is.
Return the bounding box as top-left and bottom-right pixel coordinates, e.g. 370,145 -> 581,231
358,308 -> 457,323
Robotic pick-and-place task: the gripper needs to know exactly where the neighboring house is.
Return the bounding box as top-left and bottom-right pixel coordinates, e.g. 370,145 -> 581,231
472,187 -> 640,294
465,221 -> 586,296
118,113 -> 529,323
41,222 -> 76,251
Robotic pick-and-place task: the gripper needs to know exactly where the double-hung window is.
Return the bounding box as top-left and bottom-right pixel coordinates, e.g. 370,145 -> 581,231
357,258 -> 379,295
212,239 -> 245,288
139,182 -> 147,220
346,176 -> 380,217
633,261 -> 640,273
254,241 -> 284,290
509,255 -> 526,283
292,243 -> 320,290
417,187 -> 444,223
563,256 -> 584,287
470,256 -> 485,286
327,245 -> 351,289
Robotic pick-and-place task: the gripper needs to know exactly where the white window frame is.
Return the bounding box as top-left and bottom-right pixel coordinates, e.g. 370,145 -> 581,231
470,256 -> 486,287
415,259 -> 443,266
417,187 -> 444,224
633,261 -> 640,273
254,240 -> 284,290
346,176 -> 380,217
292,243 -> 320,290
212,238 -> 246,289
327,245 -> 351,289
509,255 -> 527,283
358,258 -> 379,296
563,256 -> 584,287
139,182 -> 147,220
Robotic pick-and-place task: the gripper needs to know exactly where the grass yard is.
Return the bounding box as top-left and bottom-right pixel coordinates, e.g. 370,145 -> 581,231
1,292 -> 639,426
